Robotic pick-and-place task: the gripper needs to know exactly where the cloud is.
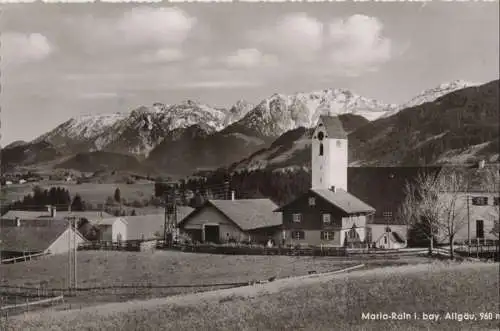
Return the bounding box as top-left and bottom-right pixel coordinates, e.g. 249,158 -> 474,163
177,80 -> 261,89
224,48 -> 278,68
247,13 -> 393,76
115,7 -> 196,47
250,13 -> 324,61
139,48 -> 184,63
326,15 -> 392,75
78,92 -> 119,99
1,32 -> 52,66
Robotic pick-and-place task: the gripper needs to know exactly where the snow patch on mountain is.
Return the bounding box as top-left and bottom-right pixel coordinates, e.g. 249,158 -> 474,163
382,80 -> 479,118
235,89 -> 397,136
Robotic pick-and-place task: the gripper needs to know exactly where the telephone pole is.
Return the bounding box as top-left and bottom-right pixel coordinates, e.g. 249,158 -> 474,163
466,195 -> 471,256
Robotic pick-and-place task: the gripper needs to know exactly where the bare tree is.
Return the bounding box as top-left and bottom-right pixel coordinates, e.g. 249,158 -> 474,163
401,170 -> 467,258
435,172 -> 468,258
483,167 -> 500,238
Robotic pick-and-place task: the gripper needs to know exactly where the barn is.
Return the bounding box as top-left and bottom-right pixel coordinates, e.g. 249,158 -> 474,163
0,220 -> 86,260
178,199 -> 282,244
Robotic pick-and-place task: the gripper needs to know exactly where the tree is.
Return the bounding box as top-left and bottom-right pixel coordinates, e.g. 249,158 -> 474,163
401,170 -> 468,258
114,188 -> 121,204
71,194 -> 85,211
131,209 -> 137,216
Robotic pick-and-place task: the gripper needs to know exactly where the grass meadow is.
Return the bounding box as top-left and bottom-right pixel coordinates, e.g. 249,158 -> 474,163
0,251 -> 427,306
3,262 -> 498,331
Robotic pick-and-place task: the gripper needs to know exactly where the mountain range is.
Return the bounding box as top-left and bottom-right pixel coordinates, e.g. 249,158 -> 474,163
2,79 -> 497,178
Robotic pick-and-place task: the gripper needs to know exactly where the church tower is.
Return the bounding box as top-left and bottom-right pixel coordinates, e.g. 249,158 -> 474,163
311,115 -> 348,191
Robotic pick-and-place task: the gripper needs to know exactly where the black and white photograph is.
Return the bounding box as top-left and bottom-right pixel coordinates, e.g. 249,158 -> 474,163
0,1 -> 499,330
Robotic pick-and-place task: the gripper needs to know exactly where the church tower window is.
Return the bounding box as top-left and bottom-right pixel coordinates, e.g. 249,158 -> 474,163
319,143 -> 324,156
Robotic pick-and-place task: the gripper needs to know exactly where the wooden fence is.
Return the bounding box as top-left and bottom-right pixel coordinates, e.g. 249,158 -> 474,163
0,252 -> 49,264
159,241 -> 349,256
78,240 -> 157,252
0,295 -> 64,311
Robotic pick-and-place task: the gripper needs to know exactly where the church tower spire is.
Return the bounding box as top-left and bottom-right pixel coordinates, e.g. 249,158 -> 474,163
311,115 -> 348,191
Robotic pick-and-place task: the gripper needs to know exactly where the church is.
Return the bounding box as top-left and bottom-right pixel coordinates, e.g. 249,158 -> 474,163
274,115 -> 376,247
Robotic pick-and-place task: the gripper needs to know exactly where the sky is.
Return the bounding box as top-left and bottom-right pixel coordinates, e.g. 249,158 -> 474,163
1,2 -> 499,145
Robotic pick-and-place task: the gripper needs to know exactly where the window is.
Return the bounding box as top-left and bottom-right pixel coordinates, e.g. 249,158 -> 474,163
319,143 -> 324,156
384,235 -> 388,245
292,213 -> 302,223
494,197 -> 499,206
308,197 -> 316,206
292,231 -> 305,240
472,197 -> 488,206
476,220 -> 484,238
322,214 -> 331,225
321,231 -> 335,241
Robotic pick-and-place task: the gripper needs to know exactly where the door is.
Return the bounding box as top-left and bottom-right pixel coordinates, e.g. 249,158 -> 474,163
204,225 -> 220,244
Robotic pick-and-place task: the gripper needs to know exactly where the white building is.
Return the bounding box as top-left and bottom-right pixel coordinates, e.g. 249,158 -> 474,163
311,115 -> 348,191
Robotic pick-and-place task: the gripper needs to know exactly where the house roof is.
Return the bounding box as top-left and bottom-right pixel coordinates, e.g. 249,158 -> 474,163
274,188 -> 375,215
124,214 -> 165,240
347,166 -> 442,225
318,115 -> 348,139
1,210 -> 114,221
313,188 -> 375,214
93,217 -> 128,226
0,220 -> 74,252
124,207 -> 194,240
180,199 -> 282,231
1,210 -> 47,220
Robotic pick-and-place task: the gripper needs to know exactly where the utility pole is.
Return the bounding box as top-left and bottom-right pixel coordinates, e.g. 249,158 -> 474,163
163,190 -> 168,248
73,216 -> 77,290
467,195 -> 471,256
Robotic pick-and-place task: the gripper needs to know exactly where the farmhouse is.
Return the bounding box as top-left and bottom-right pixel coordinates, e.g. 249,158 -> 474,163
0,220 -> 86,260
178,199 -> 281,244
125,206 -> 194,240
275,187 -> 375,246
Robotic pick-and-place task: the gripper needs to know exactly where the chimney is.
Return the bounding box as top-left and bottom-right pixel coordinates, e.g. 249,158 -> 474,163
50,206 -> 56,218
330,186 -> 336,192
231,191 -> 235,201
478,160 -> 485,169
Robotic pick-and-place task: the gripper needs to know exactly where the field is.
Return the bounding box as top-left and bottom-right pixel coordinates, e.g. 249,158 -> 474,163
0,251 -> 429,306
1,182 -> 155,206
3,261 -> 498,330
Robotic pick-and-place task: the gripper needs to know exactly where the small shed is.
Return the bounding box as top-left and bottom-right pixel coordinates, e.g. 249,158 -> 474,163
92,217 -> 128,242
369,224 -> 408,249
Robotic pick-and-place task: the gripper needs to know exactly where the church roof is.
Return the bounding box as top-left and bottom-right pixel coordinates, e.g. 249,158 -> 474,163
318,115 -> 348,139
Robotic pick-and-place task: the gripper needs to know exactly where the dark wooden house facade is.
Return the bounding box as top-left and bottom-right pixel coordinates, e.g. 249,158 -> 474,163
275,187 -> 375,247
